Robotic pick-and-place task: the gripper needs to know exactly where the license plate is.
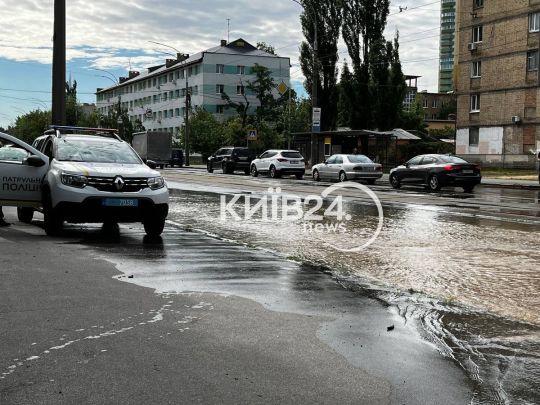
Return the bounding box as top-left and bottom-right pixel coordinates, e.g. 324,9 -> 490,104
462,170 -> 473,174
239,157 -> 248,160
102,198 -> 138,207
290,161 -> 299,164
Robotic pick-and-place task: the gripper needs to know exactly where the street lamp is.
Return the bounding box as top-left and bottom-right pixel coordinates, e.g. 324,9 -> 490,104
291,0 -> 319,166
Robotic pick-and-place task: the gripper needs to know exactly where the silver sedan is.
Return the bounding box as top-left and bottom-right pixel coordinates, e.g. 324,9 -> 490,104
312,154 -> 383,184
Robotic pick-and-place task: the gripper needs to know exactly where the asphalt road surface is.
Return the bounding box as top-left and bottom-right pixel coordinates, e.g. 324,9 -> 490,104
0,209 -> 472,404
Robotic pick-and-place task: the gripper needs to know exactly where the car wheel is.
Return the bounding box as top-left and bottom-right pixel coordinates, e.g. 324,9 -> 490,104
339,171 -> 347,182
17,207 -> 34,223
102,221 -> 120,235
463,185 -> 475,193
312,169 -> 320,182
207,163 -> 213,173
143,216 -> 166,237
43,190 -> 63,236
367,179 -> 376,185
390,174 -> 401,189
250,164 -> 259,177
428,174 -> 441,191
270,165 -> 280,179
295,173 -> 304,180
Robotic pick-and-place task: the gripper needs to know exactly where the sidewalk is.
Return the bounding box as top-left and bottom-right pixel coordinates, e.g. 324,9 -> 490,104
174,165 -> 540,190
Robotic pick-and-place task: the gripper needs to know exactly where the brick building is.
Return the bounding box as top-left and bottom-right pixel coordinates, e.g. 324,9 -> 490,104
455,0 -> 540,167
417,91 -> 457,132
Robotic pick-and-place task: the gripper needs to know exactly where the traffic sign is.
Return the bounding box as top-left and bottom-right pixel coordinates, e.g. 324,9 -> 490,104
277,81 -> 288,95
247,129 -> 257,140
312,107 -> 321,133
145,108 -> 153,119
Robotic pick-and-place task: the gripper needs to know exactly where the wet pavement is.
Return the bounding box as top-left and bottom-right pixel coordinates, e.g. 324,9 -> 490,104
161,169 -> 540,404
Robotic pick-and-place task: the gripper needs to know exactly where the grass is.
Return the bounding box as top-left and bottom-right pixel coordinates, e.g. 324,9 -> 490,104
480,167 -> 538,180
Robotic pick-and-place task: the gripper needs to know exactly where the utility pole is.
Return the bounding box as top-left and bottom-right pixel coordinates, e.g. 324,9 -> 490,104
51,0 -> 66,125
184,73 -> 190,166
310,13 -> 319,166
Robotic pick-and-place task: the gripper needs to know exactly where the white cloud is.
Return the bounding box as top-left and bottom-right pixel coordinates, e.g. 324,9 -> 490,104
0,0 -> 441,127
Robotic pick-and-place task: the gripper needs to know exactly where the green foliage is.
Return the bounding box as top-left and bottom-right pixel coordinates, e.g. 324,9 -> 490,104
184,108 -> 225,160
399,97 -> 427,132
429,126 -> 456,140
247,64 -> 277,123
223,117 -> 247,147
299,0 -> 343,131
256,42 -> 276,55
438,98 -> 457,120
9,110 -> 51,143
65,80 -> 82,126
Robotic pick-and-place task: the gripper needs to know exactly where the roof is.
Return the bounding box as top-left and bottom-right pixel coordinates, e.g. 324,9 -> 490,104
96,38 -> 285,94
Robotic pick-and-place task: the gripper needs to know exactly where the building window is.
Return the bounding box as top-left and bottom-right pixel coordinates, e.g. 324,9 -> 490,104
469,127 -> 479,146
217,105 -> 225,114
470,94 -> 480,112
423,98 -> 428,108
237,65 -> 245,75
193,85 -> 198,95
528,50 -> 539,71
472,61 -> 482,77
163,92 -> 168,101
474,0 -> 483,7
472,25 -> 483,43
431,99 -> 438,108
530,13 -> 540,33
174,90 -> 180,98
216,84 -> 224,94
216,64 -> 224,74
180,70 -> 185,79
237,85 -> 245,95
175,108 -> 180,117
163,110 -> 168,119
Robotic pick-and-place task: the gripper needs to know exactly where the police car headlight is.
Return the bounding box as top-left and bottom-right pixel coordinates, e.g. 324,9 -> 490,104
147,176 -> 165,190
61,173 -> 88,188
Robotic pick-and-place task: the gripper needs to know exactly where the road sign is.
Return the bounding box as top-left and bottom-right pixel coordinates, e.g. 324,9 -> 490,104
312,107 -> 321,133
277,81 -> 288,95
247,129 -> 257,140
145,108 -> 153,119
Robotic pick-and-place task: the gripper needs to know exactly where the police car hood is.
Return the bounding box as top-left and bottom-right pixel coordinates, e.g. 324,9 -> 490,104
54,161 -> 160,178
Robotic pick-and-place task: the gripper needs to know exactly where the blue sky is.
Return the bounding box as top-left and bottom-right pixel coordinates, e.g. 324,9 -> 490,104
0,0 -> 441,129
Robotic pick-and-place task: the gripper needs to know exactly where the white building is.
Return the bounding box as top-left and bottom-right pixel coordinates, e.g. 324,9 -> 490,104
96,39 -> 290,139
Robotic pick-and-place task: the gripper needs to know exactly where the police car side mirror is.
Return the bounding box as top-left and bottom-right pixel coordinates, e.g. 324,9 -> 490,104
24,155 -> 46,167
146,159 -> 157,169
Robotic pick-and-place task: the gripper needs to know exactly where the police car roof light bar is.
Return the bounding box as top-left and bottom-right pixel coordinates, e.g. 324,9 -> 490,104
47,126 -> 122,141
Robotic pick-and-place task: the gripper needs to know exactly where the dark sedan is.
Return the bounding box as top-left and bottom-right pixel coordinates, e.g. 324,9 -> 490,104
207,147 -> 253,175
389,154 -> 481,192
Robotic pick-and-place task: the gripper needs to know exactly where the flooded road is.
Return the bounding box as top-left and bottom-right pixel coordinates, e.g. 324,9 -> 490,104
162,170 -> 540,404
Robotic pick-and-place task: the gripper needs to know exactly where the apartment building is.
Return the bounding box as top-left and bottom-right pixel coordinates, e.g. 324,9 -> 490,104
455,0 -> 540,167
418,91 -> 457,131
96,39 -> 290,138
439,0 -> 457,93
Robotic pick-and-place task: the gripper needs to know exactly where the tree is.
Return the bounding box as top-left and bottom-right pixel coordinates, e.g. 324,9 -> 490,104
65,79 -> 83,126
221,78 -> 250,127
337,61 -> 355,127
247,64 -> 277,123
184,108 -> 225,160
299,0 -> 343,131
342,0 -> 391,129
256,42 -> 276,55
384,34 -> 407,130
399,97 -> 427,132
438,98 -> 457,120
9,110 -> 51,143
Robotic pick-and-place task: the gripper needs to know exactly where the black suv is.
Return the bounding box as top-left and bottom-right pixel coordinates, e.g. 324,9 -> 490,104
207,147 -> 253,175
169,148 -> 184,168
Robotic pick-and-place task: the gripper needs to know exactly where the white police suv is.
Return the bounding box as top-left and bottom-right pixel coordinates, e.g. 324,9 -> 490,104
0,126 -> 169,236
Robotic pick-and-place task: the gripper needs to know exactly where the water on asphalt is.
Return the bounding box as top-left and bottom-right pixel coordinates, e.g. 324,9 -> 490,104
162,188 -> 540,405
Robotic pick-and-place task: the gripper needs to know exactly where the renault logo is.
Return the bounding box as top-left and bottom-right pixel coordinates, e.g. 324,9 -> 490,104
113,176 -> 125,191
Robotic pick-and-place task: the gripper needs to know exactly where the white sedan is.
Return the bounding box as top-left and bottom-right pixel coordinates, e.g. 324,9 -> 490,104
312,154 -> 383,184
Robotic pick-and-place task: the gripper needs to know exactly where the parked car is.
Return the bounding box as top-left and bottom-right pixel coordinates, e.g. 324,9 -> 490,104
389,154 -> 481,192
207,147 -> 253,174
312,154 -> 382,184
250,150 -> 305,179
0,126 -> 169,237
169,148 -> 184,168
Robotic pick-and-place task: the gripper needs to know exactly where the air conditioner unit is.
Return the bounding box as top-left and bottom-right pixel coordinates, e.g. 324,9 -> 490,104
511,115 -> 521,124
468,42 -> 478,52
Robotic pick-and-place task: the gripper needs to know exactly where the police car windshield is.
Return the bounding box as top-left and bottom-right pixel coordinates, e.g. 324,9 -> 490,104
57,138 -> 141,164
